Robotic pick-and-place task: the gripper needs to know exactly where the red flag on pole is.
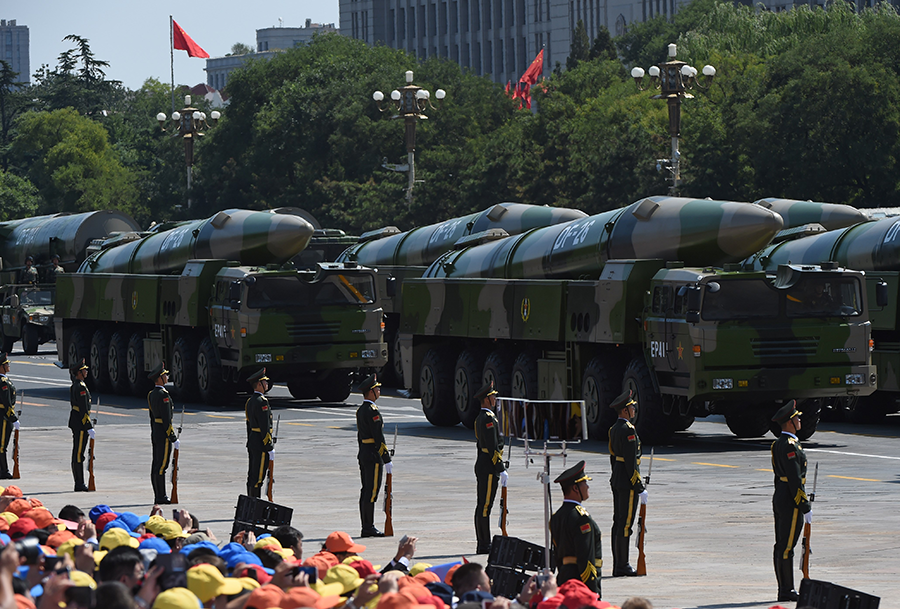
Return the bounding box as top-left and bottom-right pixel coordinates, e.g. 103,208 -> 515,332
173,20 -> 209,58
519,49 -> 544,86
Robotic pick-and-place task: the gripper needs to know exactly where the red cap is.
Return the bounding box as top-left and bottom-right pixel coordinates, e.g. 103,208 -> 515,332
22,508 -> 61,530
234,564 -> 273,585
348,559 -> 378,578
1,486 -> 23,497
7,499 -> 32,517
8,517 -> 37,539
282,586 -> 344,609
244,584 -> 285,609
95,512 -> 118,532
324,531 -> 366,554
413,571 -> 440,585
303,555 -> 334,580
47,529 -> 77,549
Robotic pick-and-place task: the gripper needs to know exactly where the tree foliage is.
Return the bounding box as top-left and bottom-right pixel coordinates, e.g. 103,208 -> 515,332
568,20 -> 591,71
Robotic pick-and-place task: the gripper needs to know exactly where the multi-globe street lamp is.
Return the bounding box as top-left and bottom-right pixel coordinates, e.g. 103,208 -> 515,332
631,44 -> 716,195
373,70 -> 445,205
156,95 -> 220,206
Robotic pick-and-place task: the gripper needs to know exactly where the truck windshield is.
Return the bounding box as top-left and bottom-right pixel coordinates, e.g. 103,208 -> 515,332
19,290 -> 53,306
785,277 -> 862,317
701,280 -> 779,320
246,273 -> 376,309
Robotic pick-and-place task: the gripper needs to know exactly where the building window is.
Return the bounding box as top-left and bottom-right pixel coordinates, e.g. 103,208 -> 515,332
473,0 -> 480,30
409,6 -> 416,38
399,8 -> 406,39
390,9 -> 396,40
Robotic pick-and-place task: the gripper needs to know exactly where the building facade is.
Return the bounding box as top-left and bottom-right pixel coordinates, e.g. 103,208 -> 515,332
339,0 -> 687,85
206,19 -> 338,90
0,19 -> 29,85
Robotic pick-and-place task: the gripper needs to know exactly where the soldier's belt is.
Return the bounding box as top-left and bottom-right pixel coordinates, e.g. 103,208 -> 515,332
361,438 -> 375,444
778,476 -> 807,483
615,456 -> 625,462
251,428 -> 261,432
481,448 -> 489,453
72,406 -> 80,412
154,418 -> 163,423
562,557 -> 578,565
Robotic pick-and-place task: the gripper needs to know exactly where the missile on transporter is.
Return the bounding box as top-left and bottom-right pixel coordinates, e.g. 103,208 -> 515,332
753,198 -> 868,231
337,202 -> 588,267
424,196 -> 784,279
80,209 -> 316,275
0,210 -> 141,269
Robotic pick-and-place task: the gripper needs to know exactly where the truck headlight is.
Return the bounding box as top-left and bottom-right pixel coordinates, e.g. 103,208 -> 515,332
712,378 -> 733,390
845,373 -> 865,385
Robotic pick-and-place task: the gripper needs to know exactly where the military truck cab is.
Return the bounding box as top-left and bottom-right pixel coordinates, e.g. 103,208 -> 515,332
0,283 -> 56,354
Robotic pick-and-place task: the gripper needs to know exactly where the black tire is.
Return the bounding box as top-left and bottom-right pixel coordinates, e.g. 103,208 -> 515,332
108,331 -> 130,395
454,349 -> 486,429
847,393 -> 890,424
88,329 -> 111,391
581,356 -> 620,441
511,352 -> 539,399
0,325 -> 14,354
724,412 -> 770,438
317,369 -> 353,403
287,378 -> 318,400
672,413 -> 695,432
420,347 -> 459,426
622,357 -> 674,445
482,350 -> 513,397
197,337 -> 233,406
127,332 -> 152,397
22,324 -> 39,356
171,336 -> 200,403
67,328 -> 91,385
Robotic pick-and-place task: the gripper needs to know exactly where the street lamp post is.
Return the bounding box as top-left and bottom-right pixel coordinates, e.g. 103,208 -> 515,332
631,44 -> 716,195
156,94 -> 220,207
373,70 -> 445,206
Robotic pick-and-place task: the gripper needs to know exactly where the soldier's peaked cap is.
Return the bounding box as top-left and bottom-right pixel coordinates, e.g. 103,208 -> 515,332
772,400 -> 802,424
473,381 -> 498,401
357,373 -> 381,393
0,352 -> 8,366
554,460 -> 591,487
609,389 -> 636,411
147,362 -> 169,381
248,368 -> 269,384
70,358 -> 88,373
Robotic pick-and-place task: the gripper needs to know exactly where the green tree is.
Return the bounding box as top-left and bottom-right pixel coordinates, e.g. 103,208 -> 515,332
589,26 -> 617,61
0,170 -> 41,220
567,20 -> 591,71
229,43 -> 254,56
0,60 -> 31,170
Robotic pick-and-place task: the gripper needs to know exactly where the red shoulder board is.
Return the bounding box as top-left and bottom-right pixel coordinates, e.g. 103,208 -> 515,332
787,451 -> 796,458
163,397 -> 170,402
262,405 -> 269,411
373,415 -> 380,421
627,435 -> 635,441
486,422 -> 494,428
580,523 -> 591,534
80,391 -> 86,396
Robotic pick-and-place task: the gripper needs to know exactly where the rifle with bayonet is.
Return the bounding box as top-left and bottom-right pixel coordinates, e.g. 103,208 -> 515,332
88,398 -> 97,491
636,447 -> 654,576
499,442 -> 511,536
12,389 -> 21,479
267,415 -> 280,502
171,404 -> 185,504
384,425 -> 397,536
801,462 -> 818,580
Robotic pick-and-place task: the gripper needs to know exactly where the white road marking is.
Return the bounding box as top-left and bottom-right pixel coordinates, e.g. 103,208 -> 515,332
805,448 -> 900,461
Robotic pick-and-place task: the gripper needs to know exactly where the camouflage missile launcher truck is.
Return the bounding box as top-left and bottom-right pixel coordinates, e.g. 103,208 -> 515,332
337,202 -> 588,383
54,209 -> 387,405
397,197 -> 877,443
0,210 -> 142,354
744,212 -> 900,421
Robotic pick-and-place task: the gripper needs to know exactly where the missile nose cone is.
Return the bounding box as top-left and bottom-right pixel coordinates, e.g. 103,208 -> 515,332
201,209 -> 315,266
265,212 -> 316,262
718,204 -> 784,260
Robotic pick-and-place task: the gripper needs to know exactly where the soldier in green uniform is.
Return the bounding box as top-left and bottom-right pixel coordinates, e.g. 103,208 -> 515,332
608,389 -> 647,577
549,460 -> 602,597
245,368 -> 274,499
356,373 -> 390,537
147,362 -> 178,504
0,352 -> 18,480
68,358 -> 93,492
48,255 -> 64,282
19,256 -> 38,285
473,381 -> 507,555
770,401 -> 811,602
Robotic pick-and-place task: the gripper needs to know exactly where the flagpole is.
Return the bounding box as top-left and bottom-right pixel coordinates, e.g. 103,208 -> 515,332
170,15 -> 175,113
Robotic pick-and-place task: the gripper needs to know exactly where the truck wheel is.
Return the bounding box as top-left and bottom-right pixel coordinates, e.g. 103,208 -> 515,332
623,357 -> 674,445
287,378 -> 318,400
796,402 -> 820,441
511,352 -> 538,399
171,337 -> 200,403
108,331 -> 130,394
421,348 -> 459,426
197,337 -> 235,406
126,332 -> 152,397
846,393 -> 890,423
482,350 -> 513,397
22,325 -> 39,356
317,369 -> 353,403
724,412 -> 770,438
0,325 -> 14,354
582,357 -> 620,441
67,328 -> 91,382
88,330 -> 110,391
455,349 -> 486,429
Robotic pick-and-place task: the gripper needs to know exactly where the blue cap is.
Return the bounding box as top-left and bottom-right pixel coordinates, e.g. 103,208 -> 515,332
0,533 -> 10,546
219,543 -> 264,569
460,590 -> 495,603
180,541 -> 221,556
104,520 -> 141,538
89,505 -> 113,524
139,537 -> 171,554
116,512 -> 149,532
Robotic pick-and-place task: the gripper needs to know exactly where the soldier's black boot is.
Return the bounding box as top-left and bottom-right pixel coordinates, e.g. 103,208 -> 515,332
776,551 -> 799,602
0,454 -> 10,480
73,463 -> 88,492
474,515 -> 491,554
154,473 -> 170,503
612,535 -> 638,576
360,501 -> 383,537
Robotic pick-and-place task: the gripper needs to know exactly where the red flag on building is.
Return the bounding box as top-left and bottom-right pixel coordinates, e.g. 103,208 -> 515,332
519,49 -> 544,86
173,20 -> 209,58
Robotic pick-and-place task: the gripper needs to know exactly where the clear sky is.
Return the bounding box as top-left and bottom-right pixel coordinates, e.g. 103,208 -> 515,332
7,1 -> 340,91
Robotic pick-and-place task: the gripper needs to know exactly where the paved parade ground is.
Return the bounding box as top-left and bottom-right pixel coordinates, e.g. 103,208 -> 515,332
7,348 -> 899,609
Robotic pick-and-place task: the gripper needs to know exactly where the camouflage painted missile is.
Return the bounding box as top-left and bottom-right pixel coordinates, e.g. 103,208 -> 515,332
745,215 -> 900,272
0,211 -> 141,268
337,202 -> 587,267
424,196 -> 784,279
753,198 -> 867,231
79,209 -> 315,275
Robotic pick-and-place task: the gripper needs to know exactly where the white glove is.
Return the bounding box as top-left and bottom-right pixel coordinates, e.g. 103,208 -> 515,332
499,471 -> 509,487
384,462 -> 393,475
639,490 -> 649,505
173,440 -> 180,450
88,429 -> 95,440
804,511 -> 812,524
268,450 -> 275,460
12,422 -> 19,431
